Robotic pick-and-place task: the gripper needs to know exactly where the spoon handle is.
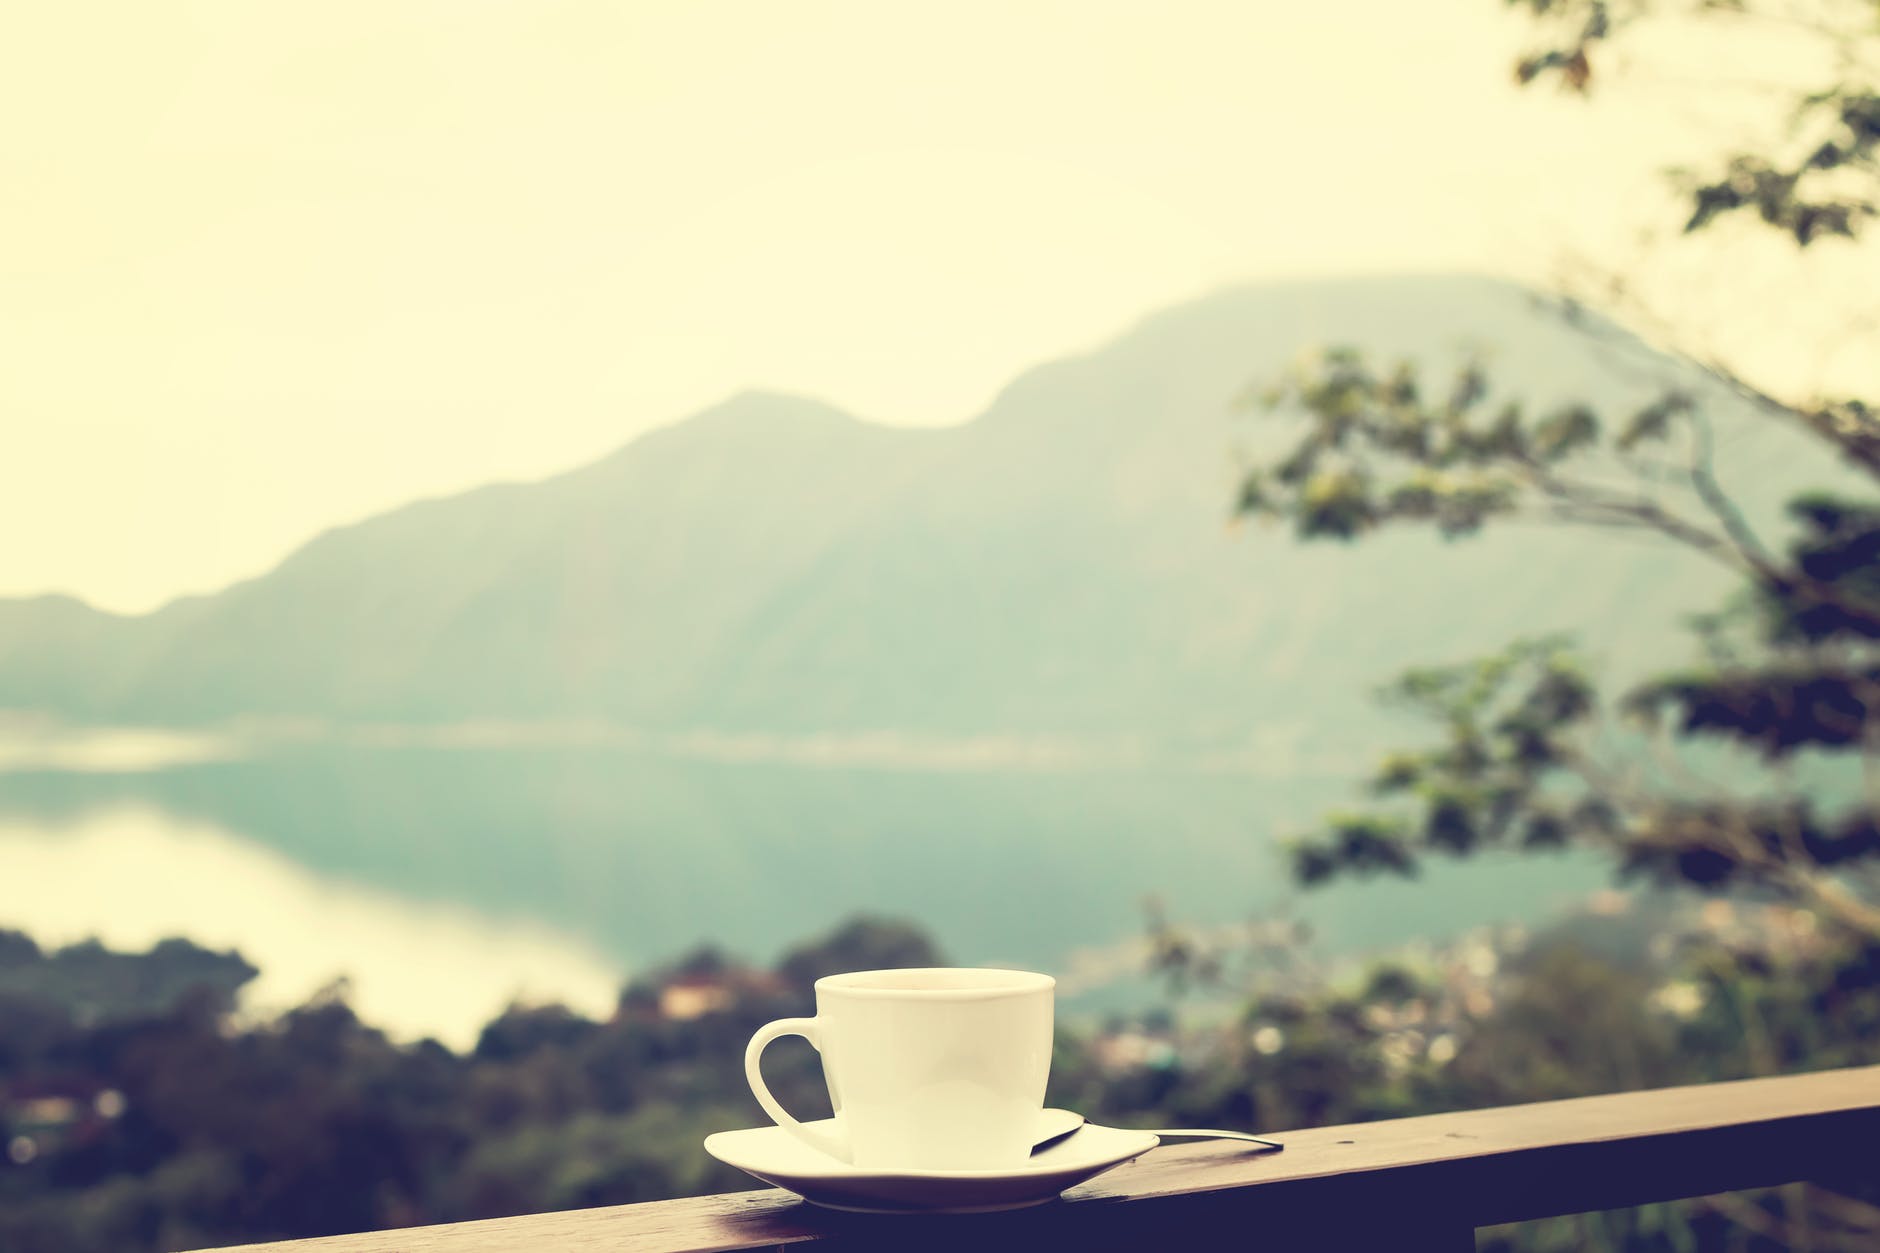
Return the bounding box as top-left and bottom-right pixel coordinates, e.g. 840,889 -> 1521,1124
1150,1128 -> 1284,1151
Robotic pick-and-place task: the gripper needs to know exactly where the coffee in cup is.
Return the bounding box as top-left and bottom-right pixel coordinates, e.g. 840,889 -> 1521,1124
744,967 -> 1054,1170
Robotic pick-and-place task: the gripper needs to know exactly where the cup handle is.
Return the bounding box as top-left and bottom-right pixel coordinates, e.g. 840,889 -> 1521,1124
744,1017 -> 850,1163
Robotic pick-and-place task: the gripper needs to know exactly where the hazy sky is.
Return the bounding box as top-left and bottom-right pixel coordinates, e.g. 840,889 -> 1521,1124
5,0 -> 1873,613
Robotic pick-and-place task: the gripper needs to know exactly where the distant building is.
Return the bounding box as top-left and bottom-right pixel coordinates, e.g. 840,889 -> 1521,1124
650,968 -> 785,1022
658,975 -> 735,1022
1,1080 -> 125,1162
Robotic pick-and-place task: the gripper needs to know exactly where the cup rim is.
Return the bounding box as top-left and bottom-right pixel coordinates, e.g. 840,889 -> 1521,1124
814,966 -> 1055,1000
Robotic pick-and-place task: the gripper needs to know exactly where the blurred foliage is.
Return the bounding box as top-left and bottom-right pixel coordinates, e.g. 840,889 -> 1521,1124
1238,0 -> 1880,940
1215,1 -> 1880,1245
1142,895 -> 1880,1250
1508,0 -> 1879,246
0,931 -> 255,1025
0,922 -> 909,1252
8,904 -> 1880,1252
772,916 -> 945,989
1241,363 -> 1880,931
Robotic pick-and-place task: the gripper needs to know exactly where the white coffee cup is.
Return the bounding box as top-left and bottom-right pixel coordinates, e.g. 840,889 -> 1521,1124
744,967 -> 1054,1170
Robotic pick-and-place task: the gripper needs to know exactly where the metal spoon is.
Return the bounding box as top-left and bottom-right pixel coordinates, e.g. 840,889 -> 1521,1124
1030,1109 -> 1282,1155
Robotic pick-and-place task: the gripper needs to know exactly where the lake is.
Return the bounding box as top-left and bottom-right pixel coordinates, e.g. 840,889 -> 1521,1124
0,730 -> 1605,1047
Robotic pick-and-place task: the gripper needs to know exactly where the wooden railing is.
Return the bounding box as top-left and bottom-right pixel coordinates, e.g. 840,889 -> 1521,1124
193,1066 -> 1880,1252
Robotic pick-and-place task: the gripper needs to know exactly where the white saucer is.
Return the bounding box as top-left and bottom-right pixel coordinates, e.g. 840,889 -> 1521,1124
703,1110 -> 1158,1213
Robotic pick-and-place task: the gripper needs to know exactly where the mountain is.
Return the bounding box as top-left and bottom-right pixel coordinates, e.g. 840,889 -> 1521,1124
0,275 -> 1841,760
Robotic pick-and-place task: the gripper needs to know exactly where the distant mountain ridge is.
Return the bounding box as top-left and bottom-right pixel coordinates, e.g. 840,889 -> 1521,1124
0,275 -> 1836,759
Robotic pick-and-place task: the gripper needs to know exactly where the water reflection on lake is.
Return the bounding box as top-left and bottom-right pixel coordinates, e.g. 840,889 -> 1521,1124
0,803 -> 621,1048
0,735 -> 1606,1045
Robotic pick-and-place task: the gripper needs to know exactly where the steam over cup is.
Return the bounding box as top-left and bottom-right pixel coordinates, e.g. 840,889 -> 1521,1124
743,967 -> 1055,1170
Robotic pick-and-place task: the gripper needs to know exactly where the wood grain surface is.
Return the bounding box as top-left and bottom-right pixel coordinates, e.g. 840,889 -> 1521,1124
190,1064 -> 1880,1253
